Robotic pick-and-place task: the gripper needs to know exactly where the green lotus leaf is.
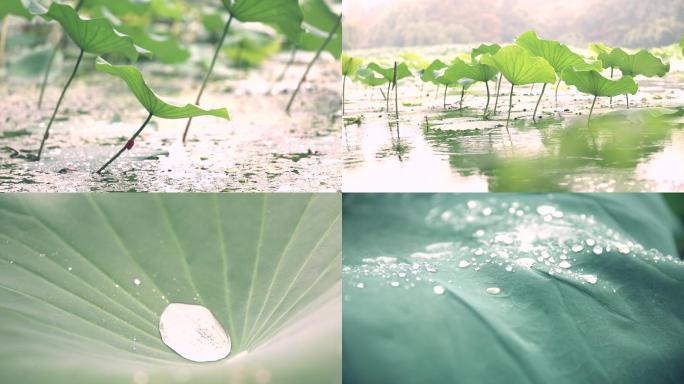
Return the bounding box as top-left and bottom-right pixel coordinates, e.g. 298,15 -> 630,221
223,30 -> 281,68
31,2 -> 143,62
342,54 -> 363,76
95,57 -> 229,119
470,43 -> 501,60
420,59 -> 447,84
297,25 -> 341,58
342,193 -> 684,384
598,48 -> 670,77
296,0 -> 340,58
0,0 -> 32,19
222,0 -> 303,43
0,193 -> 341,384
589,42 -> 611,57
480,45 -> 556,86
400,52 -> 430,70
115,26 -> 190,64
355,67 -> 388,86
562,67 -> 638,97
515,30 -> 590,76
367,62 -> 412,84
446,58 -> 498,83
681,37 -> 684,55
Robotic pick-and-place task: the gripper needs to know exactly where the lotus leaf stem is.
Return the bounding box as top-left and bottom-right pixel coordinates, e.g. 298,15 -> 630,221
533,83 -> 547,123
97,113 -> 153,174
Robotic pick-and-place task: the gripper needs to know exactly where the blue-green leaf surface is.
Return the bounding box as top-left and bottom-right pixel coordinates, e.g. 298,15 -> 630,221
343,194 -> 684,384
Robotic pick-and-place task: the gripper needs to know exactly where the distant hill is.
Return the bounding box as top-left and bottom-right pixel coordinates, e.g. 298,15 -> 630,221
343,0 -> 684,49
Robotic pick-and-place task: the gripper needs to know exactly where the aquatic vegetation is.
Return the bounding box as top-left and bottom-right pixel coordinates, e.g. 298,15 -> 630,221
94,58 -> 229,173
0,193 -> 341,383
480,45 -> 556,129
285,0 -> 341,114
561,67 -> 638,122
516,31 -> 600,118
342,54 -> 363,115
599,48 -> 670,108
445,57 -> 499,117
182,0 -> 303,142
368,61 -> 412,112
30,1 -> 144,160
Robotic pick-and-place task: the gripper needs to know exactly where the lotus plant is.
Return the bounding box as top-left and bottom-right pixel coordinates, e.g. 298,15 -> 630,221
445,56 -> 499,117
30,1 -> 145,161
480,45 -> 556,130
561,66 -> 638,123
367,61 -> 412,113
598,48 -> 670,109
342,54 -> 363,115
183,0 -> 303,142
94,58 -> 229,173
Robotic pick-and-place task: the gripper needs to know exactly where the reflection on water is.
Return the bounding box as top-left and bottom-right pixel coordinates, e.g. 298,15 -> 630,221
343,82 -> 684,192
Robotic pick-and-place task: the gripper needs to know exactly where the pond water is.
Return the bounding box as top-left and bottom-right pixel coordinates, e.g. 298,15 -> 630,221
0,51 -> 342,192
343,55 -> 684,192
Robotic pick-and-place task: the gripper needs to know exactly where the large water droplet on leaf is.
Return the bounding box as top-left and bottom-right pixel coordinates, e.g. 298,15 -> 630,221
159,303 -> 231,362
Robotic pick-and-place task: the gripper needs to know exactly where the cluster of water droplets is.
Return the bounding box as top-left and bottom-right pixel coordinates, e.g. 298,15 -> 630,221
344,198 -> 682,297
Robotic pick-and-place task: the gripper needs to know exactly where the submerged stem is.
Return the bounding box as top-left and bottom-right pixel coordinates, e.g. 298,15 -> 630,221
394,62 -> 399,120
96,113 -> 153,174
286,13 -> 342,114
610,67 -> 614,108
588,95 -> 598,123
36,48 -> 84,160
342,74 -> 346,115
484,81 -> 491,119
533,83 -> 547,123
0,16 -> 7,68
493,73 -> 502,115
276,46 -> 297,82
182,13 -> 233,143
554,78 -> 561,107
385,81 -> 391,112
505,83 -> 514,134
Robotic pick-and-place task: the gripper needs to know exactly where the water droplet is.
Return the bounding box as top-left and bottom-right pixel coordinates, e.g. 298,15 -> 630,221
397,272 -> 406,278
458,260 -> 471,268
559,261 -> 572,269
356,282 -> 365,289
592,246 -> 603,255
474,229 -> 485,237
433,285 -> 445,295
467,200 -> 478,209
67,266 -> 73,271
505,265 -> 513,272
586,239 -> 596,246
134,278 -> 141,286
581,274 -> 598,284
482,207 -> 492,216
571,244 -> 584,252
159,303 -> 230,362
425,264 -> 438,273
516,258 -> 535,269
617,244 -> 630,254
390,281 -> 400,287
486,287 -> 501,295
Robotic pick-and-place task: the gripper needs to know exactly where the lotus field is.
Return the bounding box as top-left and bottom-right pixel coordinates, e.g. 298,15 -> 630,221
343,32 -> 684,192
0,0 -> 342,192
